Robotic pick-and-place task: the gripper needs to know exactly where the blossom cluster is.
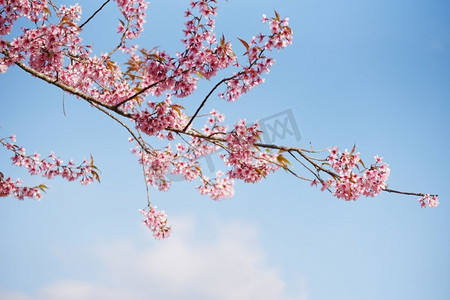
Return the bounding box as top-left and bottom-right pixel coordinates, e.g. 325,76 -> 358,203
133,146 -> 175,192
3,0 -> 437,241
0,134 -> 98,200
0,0 -> 49,35
140,206 -> 171,239
2,135 -> 97,185
115,0 -> 148,41
322,147 -> 391,201
418,194 -> 439,208
201,109 -> 227,136
219,12 -> 293,101
1,3 -> 84,74
131,111 -> 225,194
134,95 -> 188,138
0,174 -> 44,200
198,170 -> 234,200
178,0 -> 237,80
262,13 -> 293,50
308,146 -> 439,208
225,120 -> 279,183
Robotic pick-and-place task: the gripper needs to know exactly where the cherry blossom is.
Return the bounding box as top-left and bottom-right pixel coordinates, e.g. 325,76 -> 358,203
0,0 -> 438,239
140,206 -> 171,239
0,133 -> 98,200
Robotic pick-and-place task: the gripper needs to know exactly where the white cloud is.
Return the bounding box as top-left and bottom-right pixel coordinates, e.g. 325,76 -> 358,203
0,217 -> 308,300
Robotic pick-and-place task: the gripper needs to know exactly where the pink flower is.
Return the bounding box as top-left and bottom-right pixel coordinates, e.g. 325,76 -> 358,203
418,194 -> 439,208
140,206 -> 171,239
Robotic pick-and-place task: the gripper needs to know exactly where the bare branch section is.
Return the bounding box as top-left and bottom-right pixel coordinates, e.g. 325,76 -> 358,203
79,0 -> 112,29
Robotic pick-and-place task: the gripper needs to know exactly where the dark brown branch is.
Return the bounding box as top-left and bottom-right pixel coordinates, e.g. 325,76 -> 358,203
182,76 -> 236,132
89,102 -> 148,154
288,151 -> 324,182
79,0 -> 111,29
114,78 -> 167,109
169,128 -> 438,199
10,61 -> 437,202
104,20 -> 131,60
14,61 -> 133,119
383,188 -> 438,198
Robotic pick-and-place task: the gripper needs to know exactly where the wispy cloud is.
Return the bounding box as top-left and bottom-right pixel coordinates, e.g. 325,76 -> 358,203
1,216 -> 307,300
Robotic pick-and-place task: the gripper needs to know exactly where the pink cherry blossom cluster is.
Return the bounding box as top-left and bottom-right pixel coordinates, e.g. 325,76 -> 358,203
134,95 -> 188,137
133,146 -> 176,192
0,175 -> 44,200
171,158 -> 201,181
418,194 -> 439,208
262,13 -> 293,50
115,0 -> 148,40
178,0 -> 237,81
219,13 -> 293,101
121,0 -> 239,105
198,170 -> 234,200
201,109 -> 227,136
1,4 -> 83,74
322,147 -> 390,201
0,133 -> 98,201
3,0 -> 437,240
1,134 -> 98,186
190,0 -> 218,18
131,108 -> 238,200
0,0 -> 49,35
139,206 -> 171,239
225,120 -> 279,183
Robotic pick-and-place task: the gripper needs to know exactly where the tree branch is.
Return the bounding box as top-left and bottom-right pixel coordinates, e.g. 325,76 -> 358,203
14,60 -> 133,119
11,61 -> 438,203
182,75 -> 236,132
383,188 -> 438,198
113,78 -> 168,109
79,0 -> 112,29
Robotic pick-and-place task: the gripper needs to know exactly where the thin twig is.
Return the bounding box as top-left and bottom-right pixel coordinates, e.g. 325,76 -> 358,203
89,102 -> 148,154
136,130 -> 152,207
182,75 -> 236,131
114,78 -> 167,109
288,151 -> 322,181
79,0 -> 111,29
383,188 -> 438,198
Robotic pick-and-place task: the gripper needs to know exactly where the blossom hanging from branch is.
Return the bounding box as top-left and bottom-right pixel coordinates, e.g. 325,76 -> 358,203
0,0 -> 438,239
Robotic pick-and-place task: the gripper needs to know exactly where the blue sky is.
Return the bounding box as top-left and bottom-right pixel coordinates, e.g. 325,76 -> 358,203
1,0 -> 449,299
